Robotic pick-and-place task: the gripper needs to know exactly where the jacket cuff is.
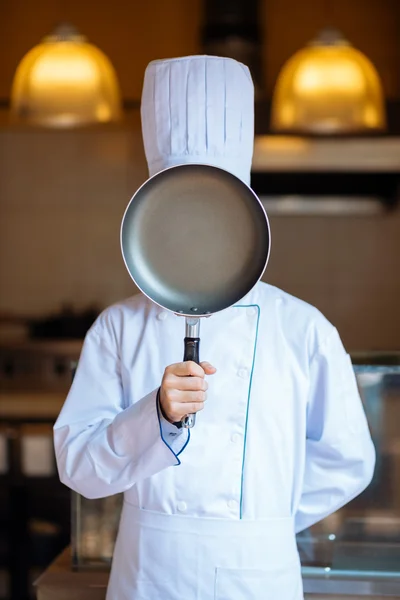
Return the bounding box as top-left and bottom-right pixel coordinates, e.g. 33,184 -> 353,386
156,389 -> 191,458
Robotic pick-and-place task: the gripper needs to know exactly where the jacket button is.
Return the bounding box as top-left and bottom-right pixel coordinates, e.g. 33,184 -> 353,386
238,368 -> 249,379
227,499 -> 238,510
177,501 -> 187,513
157,312 -> 168,321
231,433 -> 241,444
247,307 -> 257,317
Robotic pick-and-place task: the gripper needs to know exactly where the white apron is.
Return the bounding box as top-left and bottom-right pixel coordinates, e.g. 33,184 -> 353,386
107,501 -> 302,600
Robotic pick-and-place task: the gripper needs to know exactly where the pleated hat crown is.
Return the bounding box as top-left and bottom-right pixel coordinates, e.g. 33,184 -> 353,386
140,55 -> 254,185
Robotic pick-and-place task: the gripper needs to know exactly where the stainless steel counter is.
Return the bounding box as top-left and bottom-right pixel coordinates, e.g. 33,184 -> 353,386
303,568 -> 400,597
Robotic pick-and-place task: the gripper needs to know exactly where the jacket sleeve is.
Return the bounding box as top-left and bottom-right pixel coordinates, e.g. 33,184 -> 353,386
54,324 -> 189,500
294,327 -> 376,533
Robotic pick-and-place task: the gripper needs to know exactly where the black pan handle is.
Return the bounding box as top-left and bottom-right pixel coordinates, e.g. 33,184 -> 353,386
184,337 -> 200,363
181,318 -> 200,428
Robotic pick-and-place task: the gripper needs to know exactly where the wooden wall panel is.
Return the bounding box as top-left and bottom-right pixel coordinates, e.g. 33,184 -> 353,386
0,0 -> 399,101
0,0 -> 202,100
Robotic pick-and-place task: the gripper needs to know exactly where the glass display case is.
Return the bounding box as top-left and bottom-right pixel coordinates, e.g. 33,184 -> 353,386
71,492 -> 122,569
71,353 -> 400,593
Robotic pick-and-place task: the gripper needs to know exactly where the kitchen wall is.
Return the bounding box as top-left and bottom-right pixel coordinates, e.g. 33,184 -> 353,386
0,118 -> 147,316
0,118 -> 399,351
266,210 -> 400,351
0,0 -> 399,351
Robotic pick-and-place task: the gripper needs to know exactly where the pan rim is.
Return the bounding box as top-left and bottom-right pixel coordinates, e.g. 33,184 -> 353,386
120,163 -> 271,317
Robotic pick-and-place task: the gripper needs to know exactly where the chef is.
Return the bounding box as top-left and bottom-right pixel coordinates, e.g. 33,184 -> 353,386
54,56 -> 375,600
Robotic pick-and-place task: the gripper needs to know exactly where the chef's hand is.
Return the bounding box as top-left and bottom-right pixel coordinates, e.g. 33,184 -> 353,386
159,361 -> 217,424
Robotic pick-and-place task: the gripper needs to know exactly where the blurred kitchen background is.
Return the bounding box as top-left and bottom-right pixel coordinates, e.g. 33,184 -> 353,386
0,0 -> 400,599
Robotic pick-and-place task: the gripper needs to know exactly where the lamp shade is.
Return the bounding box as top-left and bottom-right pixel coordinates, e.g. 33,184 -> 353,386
10,23 -> 122,127
271,28 -> 386,134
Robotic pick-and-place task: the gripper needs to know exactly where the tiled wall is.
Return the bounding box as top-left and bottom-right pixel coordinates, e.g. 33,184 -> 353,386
0,120 -> 399,351
266,211 -> 400,350
0,117 -> 147,316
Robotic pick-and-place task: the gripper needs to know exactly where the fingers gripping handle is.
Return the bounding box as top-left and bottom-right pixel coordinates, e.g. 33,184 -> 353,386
182,318 -> 200,429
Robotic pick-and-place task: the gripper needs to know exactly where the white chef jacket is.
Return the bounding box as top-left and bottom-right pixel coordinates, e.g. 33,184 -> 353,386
54,282 -> 375,600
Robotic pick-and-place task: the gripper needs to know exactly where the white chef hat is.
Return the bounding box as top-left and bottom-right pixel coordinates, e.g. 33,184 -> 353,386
140,55 -> 254,185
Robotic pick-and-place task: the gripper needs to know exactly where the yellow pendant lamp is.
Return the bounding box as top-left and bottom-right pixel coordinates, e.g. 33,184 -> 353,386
10,23 -> 122,127
271,28 -> 386,134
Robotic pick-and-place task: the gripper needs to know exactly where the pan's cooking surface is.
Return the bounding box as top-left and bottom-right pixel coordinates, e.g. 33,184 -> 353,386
121,165 -> 270,316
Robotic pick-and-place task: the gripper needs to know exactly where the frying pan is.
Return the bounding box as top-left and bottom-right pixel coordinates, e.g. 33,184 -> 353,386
121,164 -> 270,428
